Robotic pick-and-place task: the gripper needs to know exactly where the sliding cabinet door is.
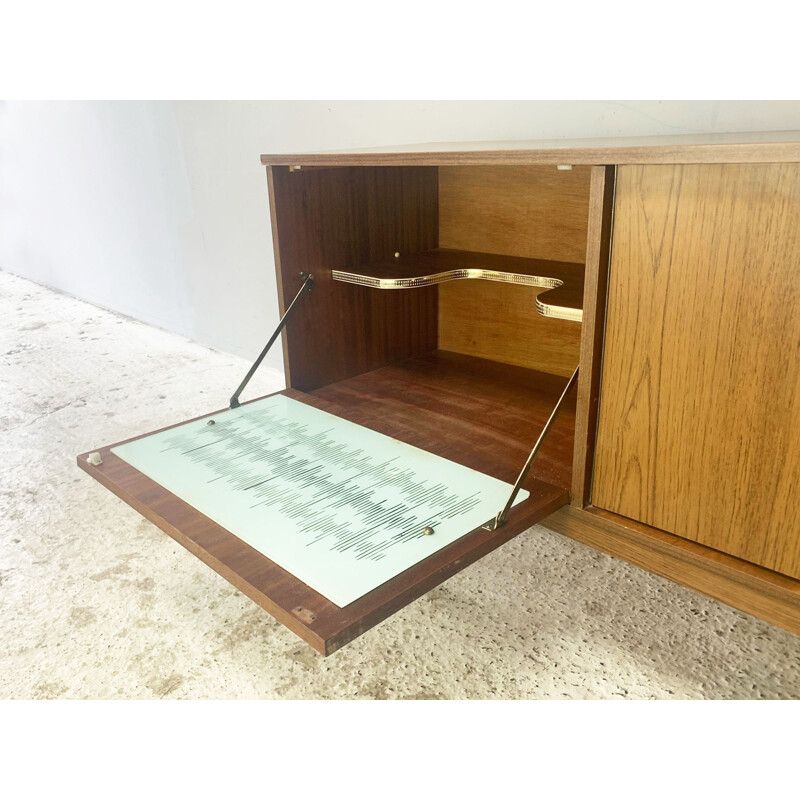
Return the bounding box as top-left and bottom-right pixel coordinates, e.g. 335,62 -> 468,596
593,163 -> 800,579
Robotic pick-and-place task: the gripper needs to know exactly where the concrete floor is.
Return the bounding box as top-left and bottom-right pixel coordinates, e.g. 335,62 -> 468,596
2,270 -> 799,700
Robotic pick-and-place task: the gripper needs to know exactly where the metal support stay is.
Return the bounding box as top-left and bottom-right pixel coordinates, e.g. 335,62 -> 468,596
482,365 -> 579,531
229,272 -> 314,409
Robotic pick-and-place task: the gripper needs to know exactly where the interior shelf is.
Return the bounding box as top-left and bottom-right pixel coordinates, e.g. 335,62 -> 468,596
78,351 -> 575,655
332,248 -> 585,322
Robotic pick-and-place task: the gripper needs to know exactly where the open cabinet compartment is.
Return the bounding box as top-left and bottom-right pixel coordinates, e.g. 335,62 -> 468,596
78,162 -> 593,655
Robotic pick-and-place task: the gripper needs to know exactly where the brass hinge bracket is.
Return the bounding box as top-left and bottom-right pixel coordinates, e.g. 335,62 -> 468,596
229,272 -> 314,409
482,365 -> 579,531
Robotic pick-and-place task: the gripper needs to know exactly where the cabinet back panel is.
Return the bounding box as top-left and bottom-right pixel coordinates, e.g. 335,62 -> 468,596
437,166 -> 590,376
269,166 -> 439,391
593,163 -> 800,580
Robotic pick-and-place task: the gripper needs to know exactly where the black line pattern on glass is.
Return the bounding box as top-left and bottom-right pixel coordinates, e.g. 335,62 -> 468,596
156,403 -> 483,562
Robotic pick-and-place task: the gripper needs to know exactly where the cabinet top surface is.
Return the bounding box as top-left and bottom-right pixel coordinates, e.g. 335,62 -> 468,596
260,130 -> 800,167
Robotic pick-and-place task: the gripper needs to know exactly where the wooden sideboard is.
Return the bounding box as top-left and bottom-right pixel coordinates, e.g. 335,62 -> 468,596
79,132 -> 800,653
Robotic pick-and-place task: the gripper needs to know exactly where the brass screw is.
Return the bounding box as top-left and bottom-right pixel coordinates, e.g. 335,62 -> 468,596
422,526 -> 435,536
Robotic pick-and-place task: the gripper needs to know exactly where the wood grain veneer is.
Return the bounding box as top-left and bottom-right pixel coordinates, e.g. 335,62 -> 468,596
438,166 -> 591,263
268,165 -> 439,392
438,282 -> 582,378
261,131 -> 800,167
311,351 -> 576,491
544,505 -> 800,636
78,352 -> 574,654
593,163 -> 800,580
437,166 -> 589,376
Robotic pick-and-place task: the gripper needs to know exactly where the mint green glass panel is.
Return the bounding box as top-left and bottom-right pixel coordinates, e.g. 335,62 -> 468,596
112,395 -> 529,607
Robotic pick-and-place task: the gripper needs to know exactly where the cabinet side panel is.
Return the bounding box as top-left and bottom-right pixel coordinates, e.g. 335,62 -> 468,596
593,163 -> 800,580
571,165 -> 616,505
437,165 -> 589,376
269,166 -> 439,391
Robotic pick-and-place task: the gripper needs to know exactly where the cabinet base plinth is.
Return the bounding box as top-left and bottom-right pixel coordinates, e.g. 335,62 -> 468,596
544,505 -> 800,636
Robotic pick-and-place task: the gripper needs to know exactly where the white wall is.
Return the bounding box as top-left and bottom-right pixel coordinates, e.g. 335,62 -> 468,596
3,100 -> 800,373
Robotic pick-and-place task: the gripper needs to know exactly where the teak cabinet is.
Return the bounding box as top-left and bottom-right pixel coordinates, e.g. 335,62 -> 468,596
78,133 -> 800,654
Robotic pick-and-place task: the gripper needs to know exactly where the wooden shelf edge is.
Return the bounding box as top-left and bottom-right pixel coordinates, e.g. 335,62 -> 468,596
331,248 -> 584,323
543,505 -> 800,635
